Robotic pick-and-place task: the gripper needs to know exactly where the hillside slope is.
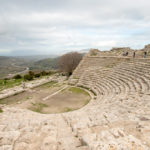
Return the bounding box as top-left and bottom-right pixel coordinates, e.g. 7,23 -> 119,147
0,56 -> 28,79
0,56 -> 59,78
30,57 -> 59,70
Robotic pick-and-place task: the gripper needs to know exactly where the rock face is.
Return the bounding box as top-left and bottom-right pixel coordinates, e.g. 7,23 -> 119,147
111,47 -> 131,51
88,44 -> 150,58
1,53 -> 150,150
144,44 -> 150,51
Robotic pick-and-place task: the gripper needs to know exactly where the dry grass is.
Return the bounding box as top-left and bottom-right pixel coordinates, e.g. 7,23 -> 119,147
29,102 -> 48,113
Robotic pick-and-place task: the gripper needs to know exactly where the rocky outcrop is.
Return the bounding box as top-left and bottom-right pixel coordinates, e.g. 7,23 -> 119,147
143,44 -> 150,51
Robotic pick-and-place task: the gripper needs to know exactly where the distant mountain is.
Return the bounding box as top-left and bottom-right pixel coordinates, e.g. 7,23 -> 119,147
14,55 -> 59,62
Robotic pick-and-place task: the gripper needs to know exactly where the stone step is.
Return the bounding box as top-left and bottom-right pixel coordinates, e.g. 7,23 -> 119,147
109,74 -> 133,91
114,69 -> 149,92
56,115 -> 83,150
114,70 -> 142,91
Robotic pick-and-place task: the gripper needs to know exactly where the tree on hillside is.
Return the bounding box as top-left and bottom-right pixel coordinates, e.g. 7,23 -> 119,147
59,52 -> 82,76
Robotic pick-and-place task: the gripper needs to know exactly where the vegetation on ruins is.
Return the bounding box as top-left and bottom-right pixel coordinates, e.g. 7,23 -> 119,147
59,52 -> 82,76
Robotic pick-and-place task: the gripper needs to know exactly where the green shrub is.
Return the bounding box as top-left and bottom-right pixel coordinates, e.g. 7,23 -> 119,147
41,71 -> 47,76
29,71 -> 35,76
3,79 -> 7,85
4,78 -> 9,80
65,107 -> 74,112
24,74 -> 34,81
34,73 -> 41,78
13,74 -> 22,79
47,71 -> 56,75
48,71 -> 53,75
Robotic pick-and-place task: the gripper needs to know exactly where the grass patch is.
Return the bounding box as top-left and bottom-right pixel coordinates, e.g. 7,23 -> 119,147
29,102 -> 48,113
0,78 -> 24,91
78,85 -> 97,96
0,108 -> 3,113
64,107 -> 77,112
84,99 -> 90,105
69,87 -> 89,96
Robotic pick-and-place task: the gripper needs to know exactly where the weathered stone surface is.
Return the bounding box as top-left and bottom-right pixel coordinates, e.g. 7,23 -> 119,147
1,53 -> 150,149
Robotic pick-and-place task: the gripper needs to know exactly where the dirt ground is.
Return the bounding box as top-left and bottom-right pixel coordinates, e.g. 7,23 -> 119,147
0,82 -> 91,114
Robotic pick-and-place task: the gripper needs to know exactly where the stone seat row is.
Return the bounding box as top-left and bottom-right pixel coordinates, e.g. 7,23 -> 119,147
76,61 -> 150,97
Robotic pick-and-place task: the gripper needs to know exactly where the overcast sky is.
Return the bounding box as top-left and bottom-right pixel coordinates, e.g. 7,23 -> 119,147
0,0 -> 150,56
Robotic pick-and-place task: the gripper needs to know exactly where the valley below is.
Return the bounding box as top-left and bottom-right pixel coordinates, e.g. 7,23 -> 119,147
0,55 -> 59,79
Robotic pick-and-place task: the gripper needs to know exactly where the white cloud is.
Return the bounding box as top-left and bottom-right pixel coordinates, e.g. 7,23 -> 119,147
92,41 -> 117,48
0,0 -> 150,55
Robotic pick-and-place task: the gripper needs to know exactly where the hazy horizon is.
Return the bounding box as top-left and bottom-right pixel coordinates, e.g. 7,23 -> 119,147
0,0 -> 150,56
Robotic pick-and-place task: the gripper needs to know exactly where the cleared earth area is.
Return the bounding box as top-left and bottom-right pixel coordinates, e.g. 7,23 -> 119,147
0,81 -> 90,114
